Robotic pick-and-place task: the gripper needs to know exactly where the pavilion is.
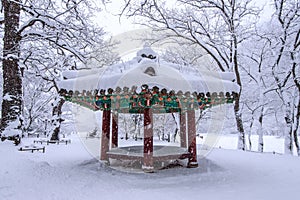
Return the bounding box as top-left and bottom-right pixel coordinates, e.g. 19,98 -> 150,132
58,45 -> 239,172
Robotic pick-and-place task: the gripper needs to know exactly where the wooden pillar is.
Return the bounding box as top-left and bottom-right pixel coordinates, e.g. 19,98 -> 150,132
187,110 -> 198,168
143,108 -> 154,171
179,110 -> 187,148
100,110 -> 111,161
111,112 -> 118,148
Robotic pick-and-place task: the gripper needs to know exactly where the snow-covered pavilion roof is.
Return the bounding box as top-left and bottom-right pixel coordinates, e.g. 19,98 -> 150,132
58,47 -> 239,93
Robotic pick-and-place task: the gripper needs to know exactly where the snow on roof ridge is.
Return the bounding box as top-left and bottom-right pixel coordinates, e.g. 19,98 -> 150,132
59,49 -> 239,93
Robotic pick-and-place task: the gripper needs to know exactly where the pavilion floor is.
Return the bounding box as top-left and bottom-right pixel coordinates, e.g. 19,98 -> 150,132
107,145 -> 191,171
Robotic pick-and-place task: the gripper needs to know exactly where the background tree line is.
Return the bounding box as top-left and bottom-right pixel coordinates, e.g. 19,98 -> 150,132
121,0 -> 299,155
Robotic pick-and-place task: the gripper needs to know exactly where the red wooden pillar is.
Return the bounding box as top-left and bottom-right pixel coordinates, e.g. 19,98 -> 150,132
111,112 -> 118,148
143,108 -> 154,171
100,110 -> 111,161
187,110 -> 198,168
180,110 -> 187,148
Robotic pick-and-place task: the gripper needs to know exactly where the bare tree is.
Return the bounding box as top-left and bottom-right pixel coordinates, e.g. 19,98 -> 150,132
21,73 -> 54,136
268,0 -> 299,155
0,0 -> 117,141
122,0 -> 261,150
240,34 -> 277,152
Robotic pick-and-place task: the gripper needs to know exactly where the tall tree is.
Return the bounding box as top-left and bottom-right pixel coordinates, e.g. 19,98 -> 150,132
1,0 -> 22,134
122,0 -> 260,150
269,0 -> 299,155
240,35 -> 279,152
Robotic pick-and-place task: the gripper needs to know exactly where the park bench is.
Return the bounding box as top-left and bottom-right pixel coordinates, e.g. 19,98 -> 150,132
47,139 -> 71,145
33,139 -> 49,144
34,138 -> 71,145
19,145 -> 45,153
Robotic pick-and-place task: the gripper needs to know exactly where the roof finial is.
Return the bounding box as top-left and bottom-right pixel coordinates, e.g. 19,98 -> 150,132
137,43 -> 158,61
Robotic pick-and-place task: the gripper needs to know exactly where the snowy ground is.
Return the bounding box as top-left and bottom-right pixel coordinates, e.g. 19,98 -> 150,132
1,133 -> 299,200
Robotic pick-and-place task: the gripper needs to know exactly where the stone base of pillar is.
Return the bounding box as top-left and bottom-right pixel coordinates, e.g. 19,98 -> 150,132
187,161 -> 199,168
142,165 -> 154,173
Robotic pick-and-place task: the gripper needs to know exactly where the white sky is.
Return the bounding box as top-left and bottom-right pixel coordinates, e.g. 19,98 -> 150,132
96,1 -> 140,36
97,0 -> 274,35
95,0 -> 274,60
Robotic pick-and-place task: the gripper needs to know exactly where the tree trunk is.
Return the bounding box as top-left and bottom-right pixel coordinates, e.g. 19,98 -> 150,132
257,86 -> 265,153
293,117 -> 300,156
50,97 -> 65,141
233,36 -> 246,151
258,111 -> 264,153
235,96 -> 245,150
248,115 -> 254,151
1,0 -> 22,133
293,89 -> 300,156
291,45 -> 300,156
284,104 -> 293,155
